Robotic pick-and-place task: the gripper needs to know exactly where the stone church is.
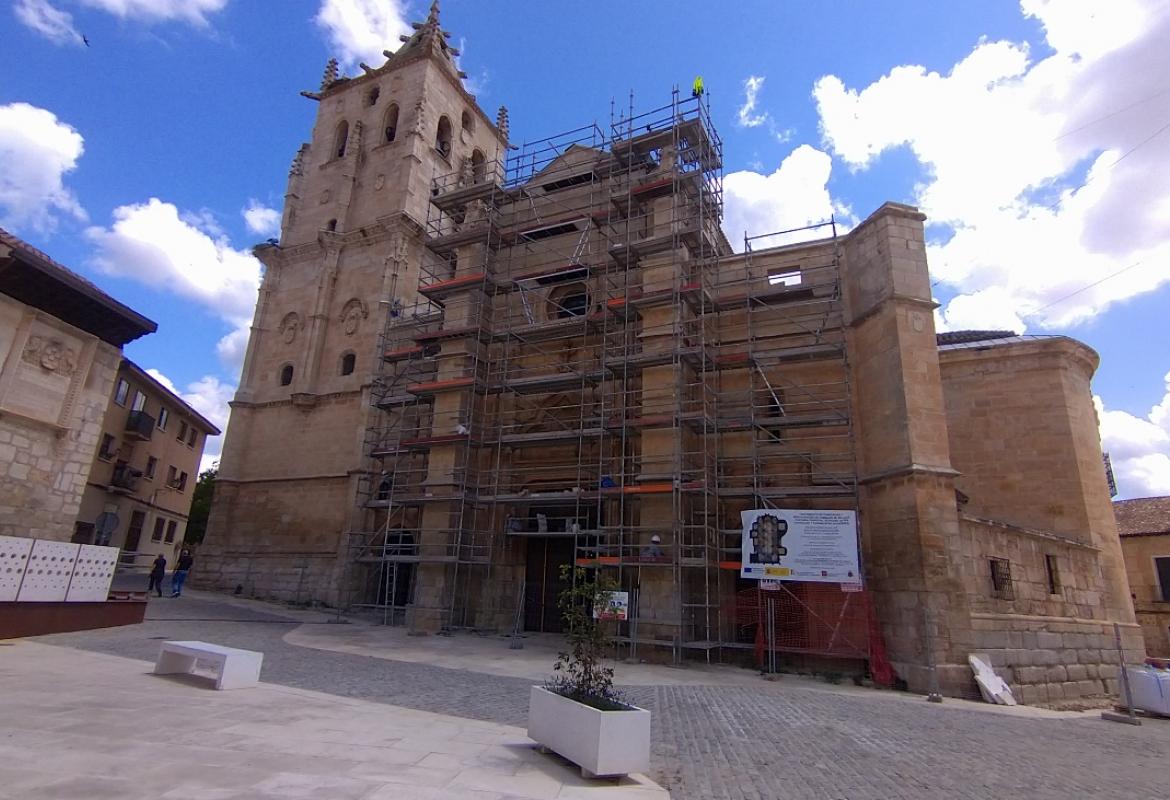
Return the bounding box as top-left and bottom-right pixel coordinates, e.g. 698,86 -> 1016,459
200,3 -> 1141,700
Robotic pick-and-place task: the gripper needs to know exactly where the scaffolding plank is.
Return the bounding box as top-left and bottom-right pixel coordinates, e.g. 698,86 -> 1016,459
382,344 -> 425,362
717,411 -> 847,431
419,272 -> 494,298
429,177 -> 507,211
413,325 -> 484,344
406,376 -> 482,395
496,368 -> 608,395
496,427 -> 604,445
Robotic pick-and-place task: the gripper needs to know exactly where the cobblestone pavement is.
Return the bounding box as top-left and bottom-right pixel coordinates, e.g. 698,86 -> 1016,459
37,593 -> 1170,800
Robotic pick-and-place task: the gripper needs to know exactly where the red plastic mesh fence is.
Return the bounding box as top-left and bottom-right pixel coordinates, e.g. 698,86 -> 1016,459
724,583 -> 895,685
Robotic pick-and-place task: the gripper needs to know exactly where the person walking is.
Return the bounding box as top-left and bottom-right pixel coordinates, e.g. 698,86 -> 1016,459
171,549 -> 194,597
148,553 -> 166,597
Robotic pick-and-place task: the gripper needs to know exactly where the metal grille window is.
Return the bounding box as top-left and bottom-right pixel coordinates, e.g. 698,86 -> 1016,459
1045,554 -> 1062,595
989,558 -> 1014,600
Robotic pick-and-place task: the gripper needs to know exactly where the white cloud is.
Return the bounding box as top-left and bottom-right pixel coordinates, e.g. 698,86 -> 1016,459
214,324 -> 250,372
722,145 -> 840,251
85,198 -> 259,372
147,368 -> 233,473
315,0 -> 412,69
0,102 -> 86,234
1096,374 -> 1170,498
242,200 -> 280,237
736,75 -> 768,128
14,0 -> 83,44
78,0 -> 228,26
813,0 -> 1170,331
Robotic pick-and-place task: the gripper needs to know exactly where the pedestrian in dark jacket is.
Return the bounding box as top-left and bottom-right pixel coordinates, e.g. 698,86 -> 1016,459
148,554 -> 166,597
171,549 -> 194,597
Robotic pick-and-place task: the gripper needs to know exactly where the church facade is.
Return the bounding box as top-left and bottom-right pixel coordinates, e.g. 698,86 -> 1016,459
200,4 -> 1140,701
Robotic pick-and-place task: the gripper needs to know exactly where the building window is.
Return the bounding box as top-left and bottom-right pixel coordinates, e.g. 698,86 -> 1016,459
768,269 -> 802,287
335,120 -> 349,159
435,115 -> 452,158
340,352 -> 356,376
1156,556 -> 1170,602
178,471 -> 188,492
99,434 -> 117,460
167,465 -> 178,487
384,104 -> 399,143
151,517 -> 166,542
164,520 -> 177,544
989,558 -> 1014,600
177,420 -> 188,441
187,427 -> 197,447
131,390 -> 147,412
365,86 -> 380,107
461,109 -> 473,133
326,218 -> 338,232
145,456 -> 157,479
1045,554 -> 1062,595
157,408 -> 169,431
549,284 -> 589,319
114,379 -> 130,406
471,149 -> 486,183
280,364 -> 294,386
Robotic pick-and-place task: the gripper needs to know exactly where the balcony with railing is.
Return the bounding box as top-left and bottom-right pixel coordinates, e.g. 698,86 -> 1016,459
109,462 -> 142,493
124,410 -> 155,441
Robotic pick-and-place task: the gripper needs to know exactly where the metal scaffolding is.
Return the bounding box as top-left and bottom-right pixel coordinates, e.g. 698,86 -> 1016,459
344,88 -> 860,662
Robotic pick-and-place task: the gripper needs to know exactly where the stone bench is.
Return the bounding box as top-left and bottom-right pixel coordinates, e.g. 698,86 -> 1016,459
154,640 -> 263,690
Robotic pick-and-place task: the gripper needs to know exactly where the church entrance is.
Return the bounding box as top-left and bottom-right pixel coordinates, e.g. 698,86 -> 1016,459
523,536 -> 574,633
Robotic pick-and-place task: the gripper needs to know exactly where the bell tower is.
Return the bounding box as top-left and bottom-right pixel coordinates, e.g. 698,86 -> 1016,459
200,2 -> 508,604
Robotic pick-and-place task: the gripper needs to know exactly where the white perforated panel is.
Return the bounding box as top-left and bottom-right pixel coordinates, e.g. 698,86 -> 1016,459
0,535 -> 34,602
16,540 -> 80,602
65,544 -> 119,602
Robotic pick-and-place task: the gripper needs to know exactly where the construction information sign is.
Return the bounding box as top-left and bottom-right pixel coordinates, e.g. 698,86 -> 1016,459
740,509 -> 860,583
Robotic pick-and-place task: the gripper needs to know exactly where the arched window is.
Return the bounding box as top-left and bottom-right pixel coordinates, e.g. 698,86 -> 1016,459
471,149 -> 486,183
461,109 -> 473,133
376,476 -> 391,502
383,104 -> 399,143
279,364 -> 294,386
435,115 -> 452,157
326,219 -> 337,232
549,284 -> 589,319
365,86 -> 380,107
340,352 -> 356,376
334,120 -> 349,159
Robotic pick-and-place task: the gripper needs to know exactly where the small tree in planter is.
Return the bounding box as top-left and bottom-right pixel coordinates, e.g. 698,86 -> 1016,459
546,565 -> 627,709
528,565 -> 651,778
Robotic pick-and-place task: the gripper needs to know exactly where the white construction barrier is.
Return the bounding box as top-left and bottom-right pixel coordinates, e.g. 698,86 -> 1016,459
0,535 -> 119,603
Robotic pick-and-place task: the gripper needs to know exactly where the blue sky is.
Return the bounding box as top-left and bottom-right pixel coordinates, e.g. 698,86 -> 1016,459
2,0 -> 1169,497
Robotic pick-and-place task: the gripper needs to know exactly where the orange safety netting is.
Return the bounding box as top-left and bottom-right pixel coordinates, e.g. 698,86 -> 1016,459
727,583 -> 894,685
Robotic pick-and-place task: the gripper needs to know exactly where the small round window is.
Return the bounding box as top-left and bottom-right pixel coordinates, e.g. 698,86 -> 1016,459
549,284 -> 589,319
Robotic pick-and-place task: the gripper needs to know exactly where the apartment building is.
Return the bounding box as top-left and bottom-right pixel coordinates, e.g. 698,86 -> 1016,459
76,359 -> 220,565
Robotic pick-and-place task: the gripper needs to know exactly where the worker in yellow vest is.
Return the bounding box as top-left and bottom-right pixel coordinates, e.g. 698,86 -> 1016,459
692,76 -> 704,98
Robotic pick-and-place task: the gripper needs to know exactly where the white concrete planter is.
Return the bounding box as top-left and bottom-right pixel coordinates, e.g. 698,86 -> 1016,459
527,685 -> 651,778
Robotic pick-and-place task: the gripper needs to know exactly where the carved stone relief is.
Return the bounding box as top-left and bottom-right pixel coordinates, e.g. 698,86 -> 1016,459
21,336 -> 76,375
340,298 -> 368,336
279,312 -> 302,344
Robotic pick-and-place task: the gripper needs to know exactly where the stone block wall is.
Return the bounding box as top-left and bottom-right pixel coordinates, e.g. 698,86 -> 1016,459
0,296 -> 121,542
969,612 -> 1143,702
196,473 -> 351,605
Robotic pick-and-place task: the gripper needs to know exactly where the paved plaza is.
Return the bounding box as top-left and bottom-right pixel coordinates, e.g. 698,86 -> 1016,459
7,591 -> 1170,799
